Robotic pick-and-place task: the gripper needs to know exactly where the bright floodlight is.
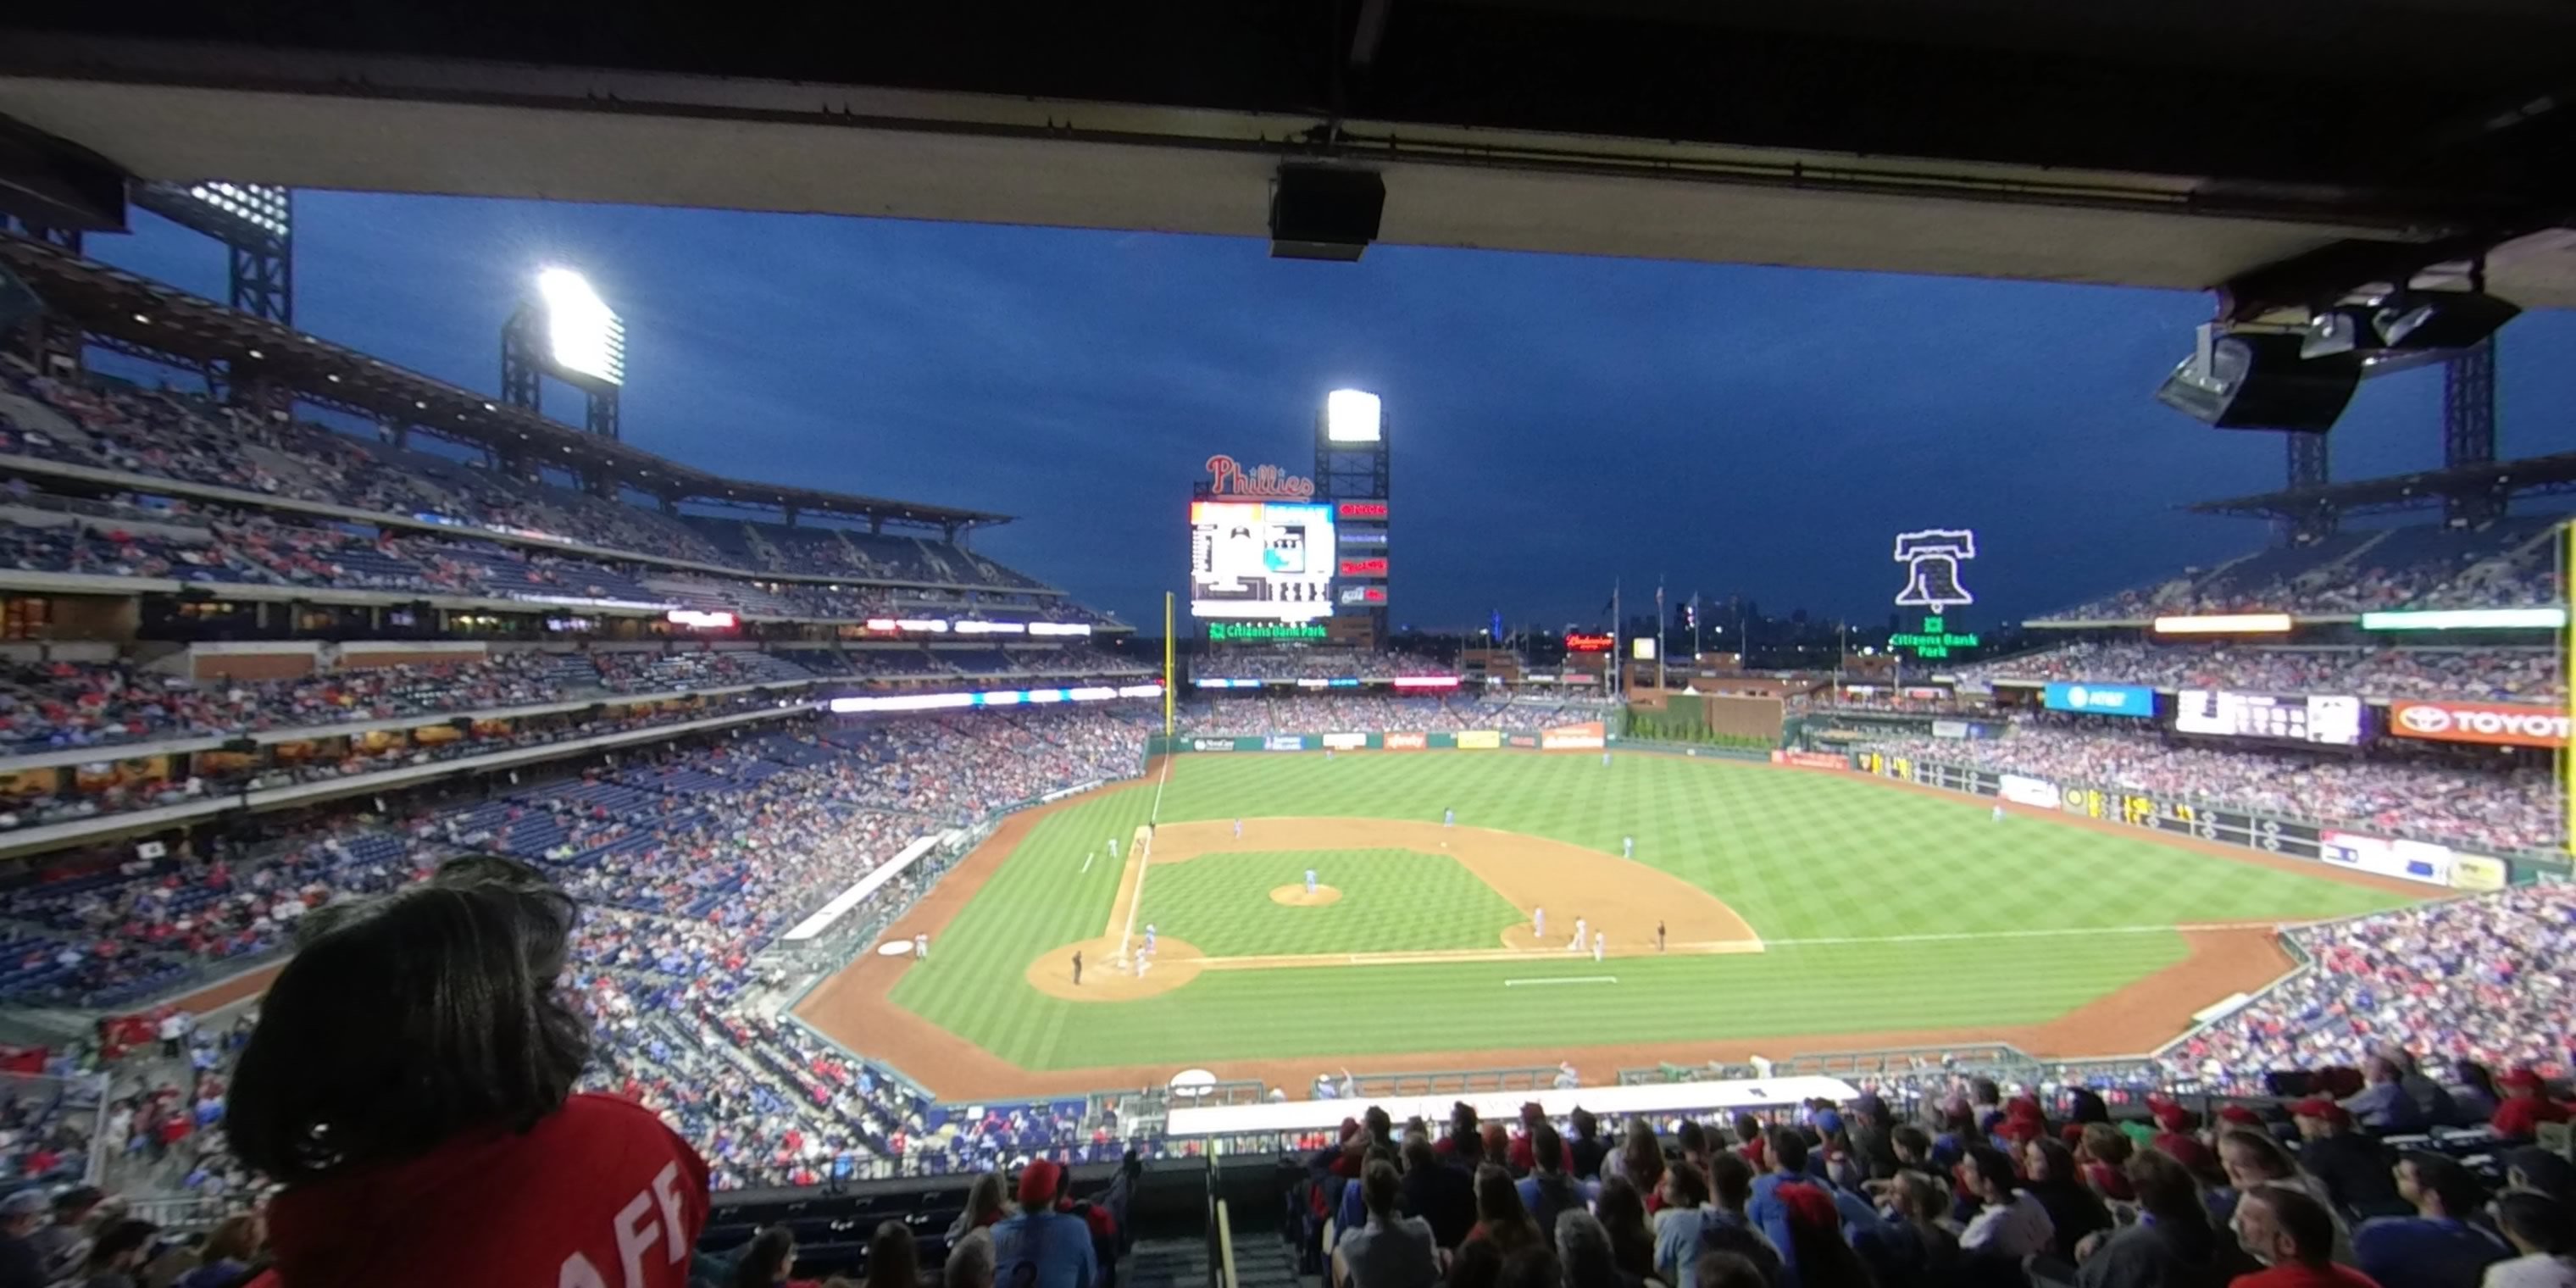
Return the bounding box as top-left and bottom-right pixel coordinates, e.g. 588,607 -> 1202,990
536,268 -> 626,388
1325,388 -> 1382,442
182,181 -> 290,237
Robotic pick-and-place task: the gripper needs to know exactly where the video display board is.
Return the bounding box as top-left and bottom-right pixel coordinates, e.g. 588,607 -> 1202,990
2173,690 -> 2366,746
1190,501 -> 1335,619
2041,682 -> 2156,718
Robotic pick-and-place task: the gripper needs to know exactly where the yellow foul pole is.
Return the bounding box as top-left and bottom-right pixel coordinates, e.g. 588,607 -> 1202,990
1164,591 -> 1176,737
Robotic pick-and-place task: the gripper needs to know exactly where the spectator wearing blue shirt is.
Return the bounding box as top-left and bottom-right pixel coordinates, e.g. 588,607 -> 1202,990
1747,1128 -> 1816,1287
1515,1124 -> 1593,1251
2342,1057 -> 2429,1132
2351,1152 -> 2509,1288
992,1160 -> 1097,1288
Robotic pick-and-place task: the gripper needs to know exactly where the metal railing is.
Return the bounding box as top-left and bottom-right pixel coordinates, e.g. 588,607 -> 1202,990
1206,1156 -> 1233,1288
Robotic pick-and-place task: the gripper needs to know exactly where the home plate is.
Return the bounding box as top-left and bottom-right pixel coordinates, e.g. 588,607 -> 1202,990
1505,976 -> 1618,987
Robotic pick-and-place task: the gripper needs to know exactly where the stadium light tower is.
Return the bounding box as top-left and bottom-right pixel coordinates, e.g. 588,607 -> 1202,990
130,180 -> 293,325
501,266 -> 626,438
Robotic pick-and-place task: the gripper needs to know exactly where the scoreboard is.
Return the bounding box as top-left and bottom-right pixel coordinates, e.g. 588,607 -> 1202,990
2172,690 -> 2366,747
1856,753 -> 2325,858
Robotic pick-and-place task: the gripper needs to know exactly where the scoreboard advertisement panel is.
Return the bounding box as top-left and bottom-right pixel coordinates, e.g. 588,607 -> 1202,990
2173,690 -> 2366,747
1190,501 -> 1335,619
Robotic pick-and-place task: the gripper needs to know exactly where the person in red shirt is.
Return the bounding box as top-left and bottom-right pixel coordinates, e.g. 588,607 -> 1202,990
2490,1068 -> 2570,1141
2230,1185 -> 2380,1288
229,854 -> 709,1288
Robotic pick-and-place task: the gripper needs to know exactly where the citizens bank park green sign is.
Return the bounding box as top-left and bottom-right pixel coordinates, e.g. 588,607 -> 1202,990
1207,621 -> 1328,641
1888,615 -> 1979,659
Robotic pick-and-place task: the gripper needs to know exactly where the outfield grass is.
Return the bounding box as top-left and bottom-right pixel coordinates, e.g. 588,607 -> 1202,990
886,752 -> 2417,1073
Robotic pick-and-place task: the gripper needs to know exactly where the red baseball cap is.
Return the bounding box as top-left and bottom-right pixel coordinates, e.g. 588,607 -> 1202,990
2217,1106 -> 2263,1127
1018,1158 -> 1065,1207
2289,1097 -> 2351,1126
2151,1103 -> 2195,1132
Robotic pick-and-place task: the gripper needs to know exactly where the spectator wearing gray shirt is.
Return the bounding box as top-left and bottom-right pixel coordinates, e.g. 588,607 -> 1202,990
1335,1160 -> 1440,1288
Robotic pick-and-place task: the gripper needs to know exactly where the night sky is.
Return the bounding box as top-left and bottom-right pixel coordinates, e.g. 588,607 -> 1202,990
87,192 -> 2576,632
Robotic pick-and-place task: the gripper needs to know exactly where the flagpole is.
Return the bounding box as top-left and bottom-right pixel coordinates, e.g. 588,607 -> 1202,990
1611,579 -> 1622,701
1654,579 -> 1668,691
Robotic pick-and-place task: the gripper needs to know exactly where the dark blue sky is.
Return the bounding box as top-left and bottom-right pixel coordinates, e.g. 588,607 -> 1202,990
90,192 -> 2576,631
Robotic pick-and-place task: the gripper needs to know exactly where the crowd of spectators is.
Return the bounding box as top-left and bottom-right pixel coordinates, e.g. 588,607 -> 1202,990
2042,519 -> 2562,621
1302,1064 -> 2576,1288
1857,721 -> 2559,852
2164,882 -> 2576,1091
1195,649 -> 1458,680
1949,643 -> 2562,703
26,705 -> 1153,1213
1179,695 -> 1602,736
0,707 -> 1148,1002
0,358 -> 1093,602
0,475 -> 1114,628
0,647 -> 831,757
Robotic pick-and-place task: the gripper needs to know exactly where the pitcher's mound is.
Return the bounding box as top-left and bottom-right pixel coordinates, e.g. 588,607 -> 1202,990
1026,935 -> 1203,1002
1270,885 -> 1343,907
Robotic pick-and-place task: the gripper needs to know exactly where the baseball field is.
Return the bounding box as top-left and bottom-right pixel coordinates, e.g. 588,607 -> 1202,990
798,751 -> 2429,1098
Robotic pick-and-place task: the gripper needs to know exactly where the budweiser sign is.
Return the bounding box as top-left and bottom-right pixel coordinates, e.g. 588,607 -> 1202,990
2388,700 -> 2568,749
1204,455 -> 1315,499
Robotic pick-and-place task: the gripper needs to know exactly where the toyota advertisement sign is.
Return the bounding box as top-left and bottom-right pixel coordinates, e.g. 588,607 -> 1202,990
2387,700 -> 2568,749
2041,682 -> 2156,719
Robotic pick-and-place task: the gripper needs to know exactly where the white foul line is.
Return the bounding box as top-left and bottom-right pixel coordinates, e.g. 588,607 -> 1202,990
1505,976 -> 1619,987
1757,920 -> 2279,948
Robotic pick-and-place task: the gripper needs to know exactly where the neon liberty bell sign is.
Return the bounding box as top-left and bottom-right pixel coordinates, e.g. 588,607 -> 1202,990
1892,529 -> 1978,610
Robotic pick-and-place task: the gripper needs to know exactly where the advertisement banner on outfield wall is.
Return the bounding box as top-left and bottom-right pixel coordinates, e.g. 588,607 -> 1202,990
2451,853 -> 2509,891
1189,738 -> 1239,752
1322,732 -> 1370,750
2320,830 -> 2454,886
1541,721 -> 1607,751
1998,774 -> 2061,808
1457,730 -> 1503,749
1775,751 -> 1848,771
1264,735 -> 1307,752
1384,732 -> 1428,750
2386,700 -> 2568,749
1507,733 -> 1539,748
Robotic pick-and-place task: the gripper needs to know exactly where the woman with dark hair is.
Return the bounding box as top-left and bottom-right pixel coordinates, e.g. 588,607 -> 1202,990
1591,1176 -> 1657,1281
2073,1149 -> 2245,1288
863,1221 -> 920,1288
75,1219 -> 157,1288
2451,1060 -> 2501,1122
1618,1122 -> 1666,1212
229,855 -> 709,1287
1467,1165 -> 1544,1255
729,1226 -> 802,1288
2024,1136 -> 2112,1262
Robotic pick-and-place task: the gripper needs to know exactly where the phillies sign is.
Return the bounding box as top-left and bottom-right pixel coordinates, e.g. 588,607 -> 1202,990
1203,455 -> 1315,499
2388,700 -> 2568,749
